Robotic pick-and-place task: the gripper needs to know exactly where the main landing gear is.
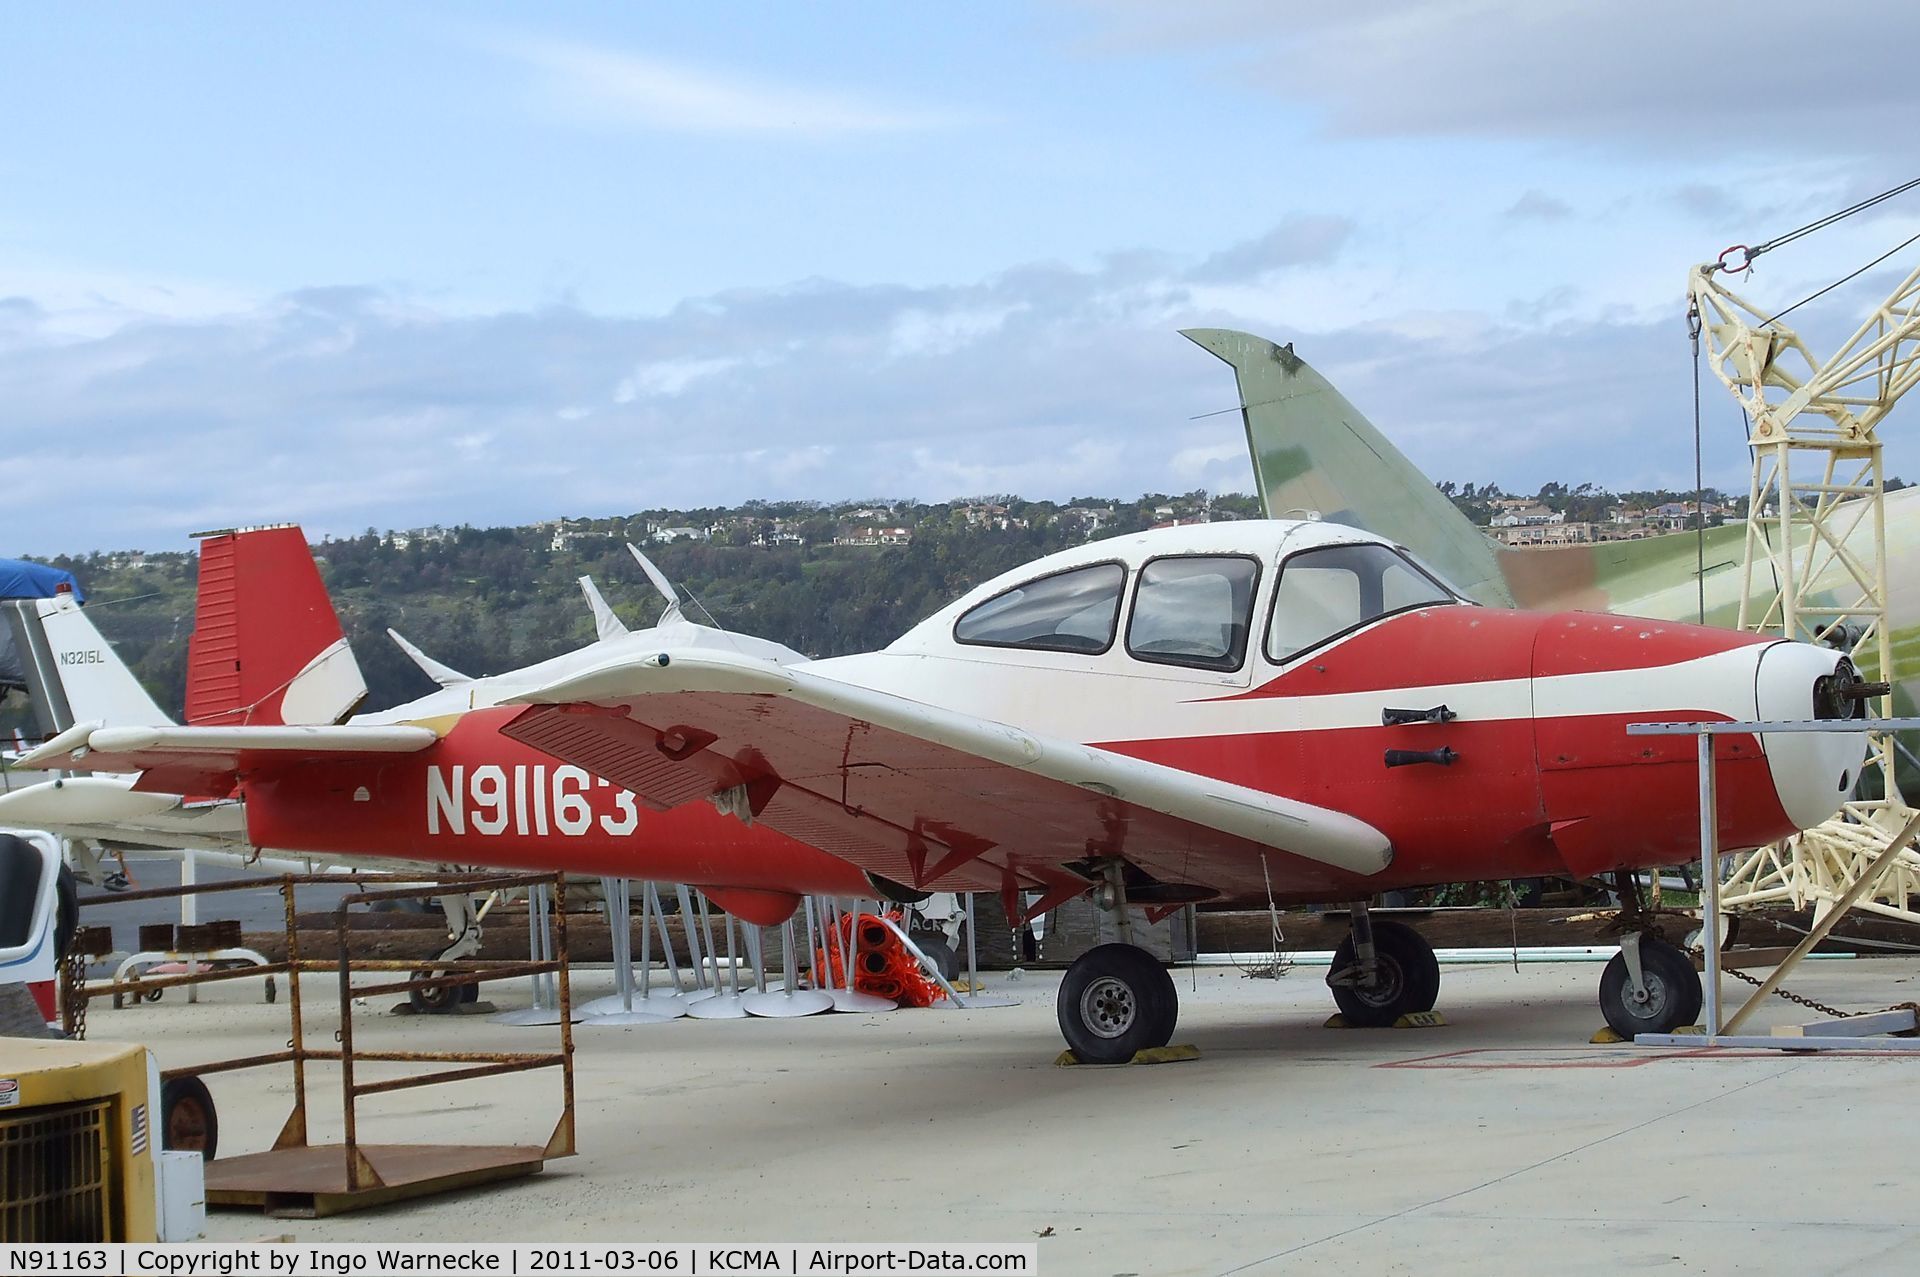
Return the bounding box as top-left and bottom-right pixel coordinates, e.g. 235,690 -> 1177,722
1057,862 -> 1178,1063
1058,943 -> 1179,1064
1325,905 -> 1441,1026
1336,894 -> 1443,1029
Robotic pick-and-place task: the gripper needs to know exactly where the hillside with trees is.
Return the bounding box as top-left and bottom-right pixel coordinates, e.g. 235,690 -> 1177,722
5,482 -> 1744,731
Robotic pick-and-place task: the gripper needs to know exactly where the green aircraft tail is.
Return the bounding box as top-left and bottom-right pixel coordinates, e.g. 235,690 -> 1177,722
1181,328 -> 1515,605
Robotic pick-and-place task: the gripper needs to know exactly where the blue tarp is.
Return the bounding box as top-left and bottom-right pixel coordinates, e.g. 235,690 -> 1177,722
0,558 -> 84,603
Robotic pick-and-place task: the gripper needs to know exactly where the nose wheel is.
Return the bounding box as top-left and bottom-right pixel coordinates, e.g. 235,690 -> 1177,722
1326,910 -> 1441,1027
1057,943 -> 1178,1064
1598,934 -> 1701,1038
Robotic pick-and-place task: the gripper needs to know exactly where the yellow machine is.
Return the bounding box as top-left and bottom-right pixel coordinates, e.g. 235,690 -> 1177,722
0,1038 -> 160,1242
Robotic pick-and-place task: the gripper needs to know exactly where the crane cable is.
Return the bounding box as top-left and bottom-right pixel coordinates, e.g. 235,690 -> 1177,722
1708,174 -> 1920,276
1688,301 -> 1707,624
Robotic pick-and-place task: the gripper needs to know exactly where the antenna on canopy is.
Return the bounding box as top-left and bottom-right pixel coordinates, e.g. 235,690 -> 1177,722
386,629 -> 471,688
625,543 -> 685,625
577,576 -> 630,643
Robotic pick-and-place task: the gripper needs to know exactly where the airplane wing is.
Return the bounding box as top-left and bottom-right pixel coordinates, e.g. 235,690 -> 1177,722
0,775 -> 252,851
14,721 -> 438,794
500,650 -> 1392,918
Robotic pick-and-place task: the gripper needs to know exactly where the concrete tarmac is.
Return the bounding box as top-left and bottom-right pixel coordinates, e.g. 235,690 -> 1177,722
76,955 -> 1920,1275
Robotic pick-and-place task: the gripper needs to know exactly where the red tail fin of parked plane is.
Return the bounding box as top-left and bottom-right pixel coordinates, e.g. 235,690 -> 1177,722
184,525 -> 368,726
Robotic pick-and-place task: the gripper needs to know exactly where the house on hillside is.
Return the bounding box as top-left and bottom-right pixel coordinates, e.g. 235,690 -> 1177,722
1490,502 -> 1561,528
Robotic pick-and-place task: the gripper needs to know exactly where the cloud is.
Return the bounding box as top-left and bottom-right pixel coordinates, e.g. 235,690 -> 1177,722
1506,191 -> 1571,222
492,36 -> 972,137
1189,214 -> 1354,283
5,212 -> 1859,555
1076,1 -> 1918,155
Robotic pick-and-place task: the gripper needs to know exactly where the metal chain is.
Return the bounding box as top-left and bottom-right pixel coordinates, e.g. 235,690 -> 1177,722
61,951 -> 89,1040
1723,963 -> 1920,1021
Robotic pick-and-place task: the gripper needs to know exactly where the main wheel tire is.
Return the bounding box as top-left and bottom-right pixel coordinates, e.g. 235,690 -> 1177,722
1598,937 -> 1701,1038
1057,943 -> 1178,1064
1328,919 -> 1440,1026
407,969 -> 469,1014
160,1074 -> 218,1161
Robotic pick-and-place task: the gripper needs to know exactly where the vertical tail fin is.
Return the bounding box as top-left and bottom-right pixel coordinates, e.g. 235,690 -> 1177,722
2,593 -> 173,737
184,525 -> 367,726
1182,328 -> 1514,606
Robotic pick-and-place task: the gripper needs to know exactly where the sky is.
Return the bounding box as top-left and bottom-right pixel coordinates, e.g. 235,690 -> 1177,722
4,1 -> 1919,553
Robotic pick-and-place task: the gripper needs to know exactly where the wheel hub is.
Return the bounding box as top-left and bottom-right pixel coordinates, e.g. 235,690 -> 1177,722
1079,975 -> 1137,1039
1624,973 -> 1670,1019
1351,955 -> 1406,1008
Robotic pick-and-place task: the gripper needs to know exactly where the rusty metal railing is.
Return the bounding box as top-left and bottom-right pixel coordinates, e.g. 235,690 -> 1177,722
69,870 -> 576,1184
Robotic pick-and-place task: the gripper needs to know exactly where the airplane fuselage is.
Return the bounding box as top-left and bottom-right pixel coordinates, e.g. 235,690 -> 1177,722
239,706 -> 872,918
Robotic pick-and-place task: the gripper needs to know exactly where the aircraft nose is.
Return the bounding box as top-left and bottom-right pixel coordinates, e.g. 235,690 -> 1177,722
1755,641 -> 1874,830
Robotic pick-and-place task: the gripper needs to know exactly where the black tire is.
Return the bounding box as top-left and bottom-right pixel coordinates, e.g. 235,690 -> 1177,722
1328,919 -> 1440,1026
1057,943 -> 1178,1064
407,969 -> 470,1014
910,933 -> 959,982
160,1074 -> 218,1161
1598,937 -> 1701,1038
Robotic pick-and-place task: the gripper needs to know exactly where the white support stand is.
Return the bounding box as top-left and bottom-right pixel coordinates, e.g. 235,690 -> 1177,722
114,947 -> 273,1004
180,849 -> 198,1004
579,878 -> 673,1027
823,898 -> 895,1014
951,892 -> 1020,1009
491,880 -> 572,1026
742,916 -> 833,1018
685,898 -> 750,1020
1629,716 -> 1920,1051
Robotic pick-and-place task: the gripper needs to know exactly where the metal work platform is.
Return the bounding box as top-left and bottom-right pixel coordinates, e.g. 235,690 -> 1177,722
68,870 -> 577,1215
204,1143 -> 551,1218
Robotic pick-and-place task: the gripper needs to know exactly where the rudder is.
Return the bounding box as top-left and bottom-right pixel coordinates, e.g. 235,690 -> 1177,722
184,525 -> 366,726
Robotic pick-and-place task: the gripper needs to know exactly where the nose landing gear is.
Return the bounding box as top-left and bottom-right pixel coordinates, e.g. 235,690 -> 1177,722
1599,932 -> 1701,1038
1325,904 -> 1441,1027
1597,870 -> 1704,1038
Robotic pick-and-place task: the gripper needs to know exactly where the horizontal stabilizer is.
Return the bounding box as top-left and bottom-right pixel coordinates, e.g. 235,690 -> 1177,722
16,721 -> 438,786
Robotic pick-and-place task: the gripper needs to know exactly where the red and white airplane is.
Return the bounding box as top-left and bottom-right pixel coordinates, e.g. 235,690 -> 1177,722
9,527 -> 877,927
21,519 -> 1871,1059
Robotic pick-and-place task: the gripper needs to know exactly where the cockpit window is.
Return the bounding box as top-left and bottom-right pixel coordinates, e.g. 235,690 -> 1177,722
1126,556 -> 1260,672
1266,543 -> 1455,662
954,562 -> 1126,654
